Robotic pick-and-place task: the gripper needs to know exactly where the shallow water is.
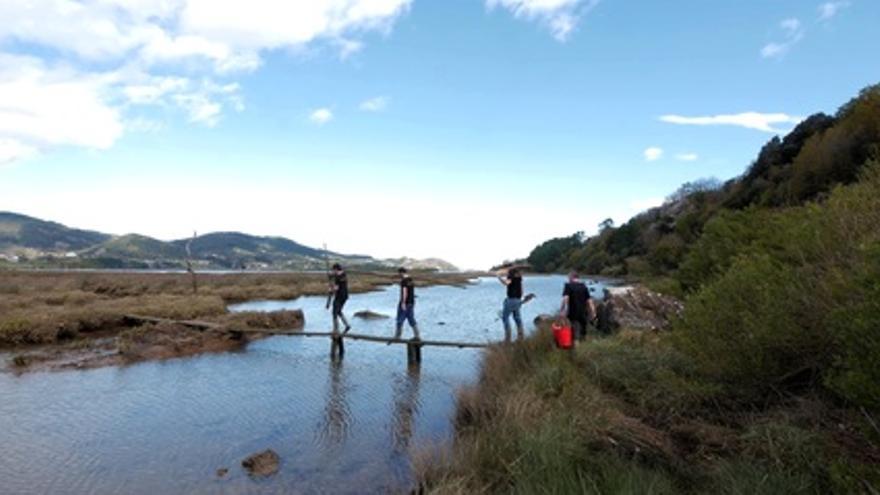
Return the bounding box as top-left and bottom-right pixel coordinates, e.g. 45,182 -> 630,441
0,276 -> 603,494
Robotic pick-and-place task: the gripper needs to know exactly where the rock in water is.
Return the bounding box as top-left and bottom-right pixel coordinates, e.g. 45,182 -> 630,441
242,449 -> 280,477
353,310 -> 389,320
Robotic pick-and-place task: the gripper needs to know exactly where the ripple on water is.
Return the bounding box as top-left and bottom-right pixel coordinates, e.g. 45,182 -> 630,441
0,276 -> 590,493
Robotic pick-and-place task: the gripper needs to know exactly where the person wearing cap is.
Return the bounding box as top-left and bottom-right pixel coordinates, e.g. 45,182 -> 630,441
559,271 -> 596,342
329,263 -> 351,334
497,267 -> 525,342
393,267 -> 420,341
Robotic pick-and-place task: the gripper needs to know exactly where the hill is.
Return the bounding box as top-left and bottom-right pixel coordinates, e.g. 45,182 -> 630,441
0,213 -> 456,271
0,212 -> 110,257
526,83 -> 880,294
384,257 -> 460,272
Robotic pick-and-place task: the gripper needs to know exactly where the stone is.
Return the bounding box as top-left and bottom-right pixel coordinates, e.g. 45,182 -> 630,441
241,449 -> 280,477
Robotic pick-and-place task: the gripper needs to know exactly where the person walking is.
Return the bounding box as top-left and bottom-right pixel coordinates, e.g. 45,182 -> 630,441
393,267 -> 420,341
329,263 -> 351,335
559,271 -> 596,342
498,267 -> 525,342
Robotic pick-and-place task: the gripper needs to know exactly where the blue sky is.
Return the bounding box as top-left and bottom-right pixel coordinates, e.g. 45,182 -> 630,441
0,0 -> 878,268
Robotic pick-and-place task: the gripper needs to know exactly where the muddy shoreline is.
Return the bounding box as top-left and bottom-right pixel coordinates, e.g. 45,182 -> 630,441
1,270 -> 481,373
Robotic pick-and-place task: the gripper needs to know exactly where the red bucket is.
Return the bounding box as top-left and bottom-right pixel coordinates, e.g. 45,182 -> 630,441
552,322 -> 573,349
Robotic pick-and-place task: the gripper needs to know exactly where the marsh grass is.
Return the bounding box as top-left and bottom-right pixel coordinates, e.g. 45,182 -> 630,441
418,327 -> 878,494
0,270 -> 475,346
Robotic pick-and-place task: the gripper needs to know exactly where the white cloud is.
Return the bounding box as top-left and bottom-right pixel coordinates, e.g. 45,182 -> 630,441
0,138 -> 38,166
0,1 -> 412,72
780,18 -> 801,36
0,54 -> 124,158
675,153 -> 699,162
359,96 -> 390,112
486,0 -> 600,42
643,147 -> 664,162
124,118 -> 165,133
309,108 -> 334,125
761,17 -> 805,59
819,1 -> 849,21
659,112 -> 804,134
336,39 -> 365,60
0,0 -> 413,164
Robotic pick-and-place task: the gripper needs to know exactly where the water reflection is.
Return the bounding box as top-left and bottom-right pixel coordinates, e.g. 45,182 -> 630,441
0,276 -> 595,494
317,359 -> 353,448
390,365 -> 422,454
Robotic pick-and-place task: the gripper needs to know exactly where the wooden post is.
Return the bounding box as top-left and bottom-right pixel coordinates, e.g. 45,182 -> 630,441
185,231 -> 198,294
331,334 -> 345,360
406,341 -> 422,365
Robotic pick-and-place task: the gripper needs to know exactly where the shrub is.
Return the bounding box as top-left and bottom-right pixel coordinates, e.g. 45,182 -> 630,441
672,255 -> 831,401
825,244 -> 880,410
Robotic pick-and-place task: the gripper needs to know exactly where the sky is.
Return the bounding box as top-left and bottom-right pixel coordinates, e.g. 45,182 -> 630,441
0,0 -> 878,269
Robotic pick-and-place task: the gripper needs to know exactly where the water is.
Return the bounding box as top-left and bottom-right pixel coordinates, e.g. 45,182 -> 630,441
0,276 -> 604,494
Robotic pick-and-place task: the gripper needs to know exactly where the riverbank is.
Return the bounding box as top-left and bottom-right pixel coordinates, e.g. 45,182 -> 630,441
0,270 -> 479,372
416,324 -> 879,494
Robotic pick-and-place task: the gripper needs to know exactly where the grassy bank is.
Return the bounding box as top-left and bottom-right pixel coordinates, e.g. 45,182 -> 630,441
0,270 -> 476,347
417,327 -> 879,494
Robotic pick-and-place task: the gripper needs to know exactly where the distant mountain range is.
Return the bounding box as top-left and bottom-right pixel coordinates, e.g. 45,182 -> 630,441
0,212 -> 459,271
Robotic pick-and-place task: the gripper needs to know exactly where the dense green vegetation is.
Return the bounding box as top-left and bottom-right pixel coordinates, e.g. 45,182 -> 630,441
527,84 -> 880,292
420,328 -> 879,494
420,85 -> 880,493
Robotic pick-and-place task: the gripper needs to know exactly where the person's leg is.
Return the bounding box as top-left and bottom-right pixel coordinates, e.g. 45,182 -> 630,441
337,297 -> 350,333
571,319 -> 585,341
406,305 -> 420,339
501,299 -> 513,342
394,305 -> 406,340
511,299 -> 524,341
331,299 -> 341,334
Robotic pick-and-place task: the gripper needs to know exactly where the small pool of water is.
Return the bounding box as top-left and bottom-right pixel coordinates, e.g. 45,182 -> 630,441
0,276 -> 604,494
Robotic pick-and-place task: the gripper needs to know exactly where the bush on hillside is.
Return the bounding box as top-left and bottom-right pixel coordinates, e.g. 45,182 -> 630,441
674,161 -> 880,404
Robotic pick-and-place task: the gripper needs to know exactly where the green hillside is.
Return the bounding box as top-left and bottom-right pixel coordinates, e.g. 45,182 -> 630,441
0,213 -> 455,271
526,83 -> 880,296
82,234 -> 187,261
0,212 -> 110,253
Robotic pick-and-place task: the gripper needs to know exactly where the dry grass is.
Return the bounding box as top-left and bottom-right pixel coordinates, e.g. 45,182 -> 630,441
0,270 -> 476,347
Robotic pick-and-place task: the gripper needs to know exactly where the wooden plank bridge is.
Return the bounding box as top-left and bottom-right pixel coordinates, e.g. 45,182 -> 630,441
123,314 -> 490,365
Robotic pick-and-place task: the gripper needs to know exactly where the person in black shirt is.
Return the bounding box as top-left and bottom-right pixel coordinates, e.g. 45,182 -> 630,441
393,267 -> 420,341
560,271 -> 596,342
329,263 -> 351,334
498,268 -> 525,341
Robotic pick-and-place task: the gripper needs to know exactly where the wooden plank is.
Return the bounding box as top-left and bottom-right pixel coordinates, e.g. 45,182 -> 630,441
123,314 -> 490,348
235,329 -> 489,348
342,333 -> 488,349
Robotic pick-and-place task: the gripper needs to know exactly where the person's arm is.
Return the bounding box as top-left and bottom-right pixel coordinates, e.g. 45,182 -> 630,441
401,286 -> 408,308
588,298 -> 597,322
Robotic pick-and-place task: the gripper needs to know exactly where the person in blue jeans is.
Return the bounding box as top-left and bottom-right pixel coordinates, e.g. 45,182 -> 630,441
498,267 -> 525,342
393,267 -> 420,341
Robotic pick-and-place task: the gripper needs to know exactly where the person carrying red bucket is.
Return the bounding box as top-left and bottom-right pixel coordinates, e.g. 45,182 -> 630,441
558,271 -> 596,346
551,318 -> 574,349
